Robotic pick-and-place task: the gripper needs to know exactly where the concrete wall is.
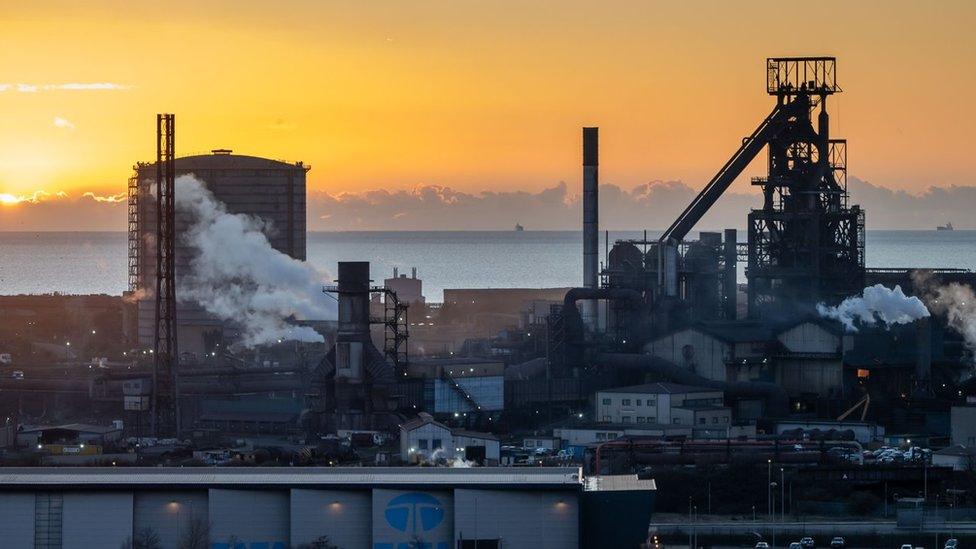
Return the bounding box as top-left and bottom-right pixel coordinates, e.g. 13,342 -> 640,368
454,489 -> 578,549
291,489 -> 371,549
133,491 -> 208,549
63,492 -> 133,549
0,493 -> 34,547
373,489 -> 454,549
209,489 -> 289,548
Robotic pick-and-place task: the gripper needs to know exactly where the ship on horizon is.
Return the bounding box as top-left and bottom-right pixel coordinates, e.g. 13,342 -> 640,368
938,222 -> 954,231
514,223 -> 524,231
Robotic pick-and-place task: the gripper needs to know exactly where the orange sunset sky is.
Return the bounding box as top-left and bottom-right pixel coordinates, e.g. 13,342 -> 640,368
1,1 -> 975,218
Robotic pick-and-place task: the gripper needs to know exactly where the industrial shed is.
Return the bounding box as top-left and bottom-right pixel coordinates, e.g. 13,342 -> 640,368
0,467 -> 621,549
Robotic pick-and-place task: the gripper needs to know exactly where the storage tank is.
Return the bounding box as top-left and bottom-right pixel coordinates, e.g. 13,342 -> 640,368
128,150 -> 310,355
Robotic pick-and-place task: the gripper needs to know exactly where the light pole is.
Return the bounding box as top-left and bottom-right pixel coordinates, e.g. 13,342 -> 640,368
781,467 -> 785,521
767,459 -> 772,520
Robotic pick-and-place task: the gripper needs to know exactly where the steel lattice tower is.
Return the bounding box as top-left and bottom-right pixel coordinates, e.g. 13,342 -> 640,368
747,58 -> 864,317
152,113 -> 179,437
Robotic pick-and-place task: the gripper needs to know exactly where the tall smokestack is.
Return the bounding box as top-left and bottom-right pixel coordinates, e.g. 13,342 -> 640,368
582,127 -> 599,330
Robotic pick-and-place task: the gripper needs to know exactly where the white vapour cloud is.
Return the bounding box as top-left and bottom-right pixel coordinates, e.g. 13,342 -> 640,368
53,117 -> 75,130
818,284 -> 930,332
174,175 -> 336,347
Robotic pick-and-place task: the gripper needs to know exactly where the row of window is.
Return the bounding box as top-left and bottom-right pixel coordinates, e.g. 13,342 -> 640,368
417,438 -> 443,450
601,397 -> 657,407
594,432 -> 620,441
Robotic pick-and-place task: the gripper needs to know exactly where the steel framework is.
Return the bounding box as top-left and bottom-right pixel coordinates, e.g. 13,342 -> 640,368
152,113 -> 179,437
747,58 -> 864,317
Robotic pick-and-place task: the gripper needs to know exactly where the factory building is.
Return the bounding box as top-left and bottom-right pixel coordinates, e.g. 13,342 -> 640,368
406,358 -> 505,413
595,382 -> 727,426
399,413 -> 500,465
127,150 -> 309,356
0,467 -> 656,549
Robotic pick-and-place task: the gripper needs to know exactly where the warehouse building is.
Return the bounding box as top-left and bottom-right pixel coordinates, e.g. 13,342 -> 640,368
0,467 -> 656,549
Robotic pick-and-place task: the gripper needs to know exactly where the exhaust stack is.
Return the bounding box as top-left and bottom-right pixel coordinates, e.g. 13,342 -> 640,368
582,127 -> 599,330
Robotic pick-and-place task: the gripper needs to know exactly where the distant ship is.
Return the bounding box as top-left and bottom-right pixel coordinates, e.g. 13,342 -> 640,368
514,223 -> 524,232
937,222 -> 954,231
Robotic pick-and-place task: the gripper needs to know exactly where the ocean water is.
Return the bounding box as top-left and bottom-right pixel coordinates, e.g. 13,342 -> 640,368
2,230 -> 976,302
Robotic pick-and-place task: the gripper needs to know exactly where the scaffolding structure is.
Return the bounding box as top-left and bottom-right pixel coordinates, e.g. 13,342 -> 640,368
126,174 -> 140,291
152,113 -> 179,437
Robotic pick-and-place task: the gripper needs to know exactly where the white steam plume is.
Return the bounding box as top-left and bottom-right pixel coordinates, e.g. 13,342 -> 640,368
912,271 -> 976,354
175,175 -> 336,347
817,284 -> 930,332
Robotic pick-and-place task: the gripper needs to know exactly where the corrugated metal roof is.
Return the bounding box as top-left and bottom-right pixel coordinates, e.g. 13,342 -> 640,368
0,467 -> 582,487
584,474 -> 657,492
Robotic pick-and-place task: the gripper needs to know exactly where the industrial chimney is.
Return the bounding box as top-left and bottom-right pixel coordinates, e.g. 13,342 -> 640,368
582,127 -> 599,330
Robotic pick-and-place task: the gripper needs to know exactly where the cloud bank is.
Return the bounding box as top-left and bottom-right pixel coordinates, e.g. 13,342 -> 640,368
0,82 -> 131,93
5,176 -> 976,232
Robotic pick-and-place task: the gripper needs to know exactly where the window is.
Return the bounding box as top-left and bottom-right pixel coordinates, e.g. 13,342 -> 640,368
602,398 -> 611,405
636,399 -> 642,406
432,438 -> 443,449
608,433 -> 618,439
622,399 -> 631,406
647,417 -> 655,423
637,417 -> 645,423
673,418 -> 680,424
419,439 -> 429,450
699,417 -> 706,425
622,416 -> 632,423
723,417 -> 729,423
596,433 -> 606,441
602,415 -> 611,422
712,417 -> 719,424
647,398 -> 656,406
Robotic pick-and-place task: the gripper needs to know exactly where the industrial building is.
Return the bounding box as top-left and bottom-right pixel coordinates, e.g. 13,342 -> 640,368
399,413 -> 500,465
127,150 -> 310,357
595,382 -> 729,426
0,467 -> 657,549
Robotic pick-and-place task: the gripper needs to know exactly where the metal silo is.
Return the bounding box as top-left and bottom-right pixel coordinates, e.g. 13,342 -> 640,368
127,149 -> 309,356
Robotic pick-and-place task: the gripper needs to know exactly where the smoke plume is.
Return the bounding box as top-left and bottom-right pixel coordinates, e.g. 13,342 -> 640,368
817,284 -> 930,332
175,175 -> 336,347
911,271 -> 976,354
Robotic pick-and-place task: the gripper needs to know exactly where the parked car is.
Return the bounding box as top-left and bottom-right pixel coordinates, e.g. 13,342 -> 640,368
830,537 -> 845,548
11,370 -> 23,380
901,544 -> 914,549
800,537 -> 815,548
755,543 -> 770,549
945,539 -> 959,549
789,543 -> 803,549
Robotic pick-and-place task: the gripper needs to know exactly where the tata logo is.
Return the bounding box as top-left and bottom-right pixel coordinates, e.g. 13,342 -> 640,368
384,492 -> 445,533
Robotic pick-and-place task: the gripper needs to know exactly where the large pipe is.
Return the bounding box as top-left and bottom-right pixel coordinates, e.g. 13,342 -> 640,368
596,352 -> 789,417
723,228 -> 737,319
582,127 -> 599,330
